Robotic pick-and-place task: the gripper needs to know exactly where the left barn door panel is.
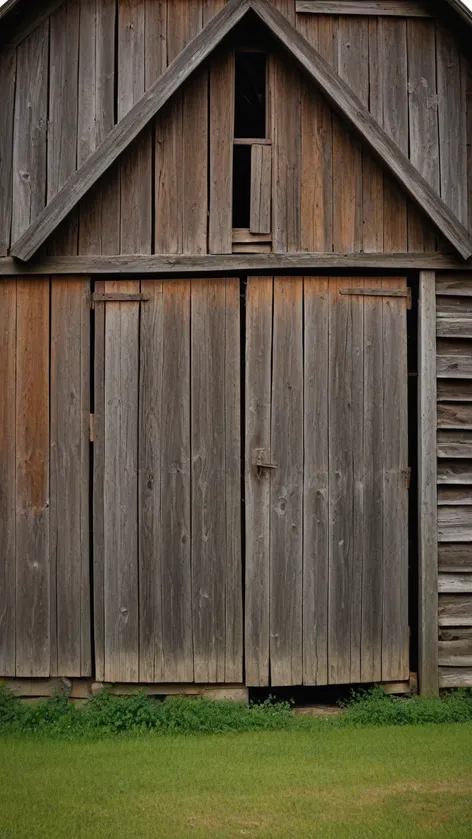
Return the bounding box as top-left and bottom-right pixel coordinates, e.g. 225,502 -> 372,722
0,278 -> 91,679
94,279 -> 243,684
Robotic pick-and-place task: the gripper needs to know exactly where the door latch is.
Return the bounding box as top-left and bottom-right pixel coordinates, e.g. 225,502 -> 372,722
253,449 -> 278,479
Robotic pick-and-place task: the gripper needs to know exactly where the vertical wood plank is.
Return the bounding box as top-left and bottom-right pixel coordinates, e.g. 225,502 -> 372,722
103,285 -> 140,682
379,19 -> 408,252
93,277 -> 106,680
145,0 -> 167,86
155,97 -> 183,253
250,144 -> 272,235
118,0 -> 152,255
334,18 -> 366,252
299,16 -> 333,252
328,278 -> 362,684
361,281 -> 384,682
418,271 -> 439,695
139,279 -> 164,683
270,277 -> 303,686
78,0 -> 117,256
15,280 -> 50,677
245,276 -> 273,687
0,281 -> 16,675
224,278 -> 243,683
364,19 -> 384,253
191,278 -> 241,683
0,50 -> 16,255
382,277 -> 409,681
271,54 -> 301,253
209,51 -> 235,254
182,69 -> 208,254
47,0 -> 80,256
303,277 -> 329,685
50,278 -> 90,676
12,23 -> 48,244
436,23 -> 468,227
160,279 -> 193,681
407,19 -> 439,252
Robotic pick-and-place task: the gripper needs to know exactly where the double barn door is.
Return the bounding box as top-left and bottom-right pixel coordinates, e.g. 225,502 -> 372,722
94,276 -> 409,686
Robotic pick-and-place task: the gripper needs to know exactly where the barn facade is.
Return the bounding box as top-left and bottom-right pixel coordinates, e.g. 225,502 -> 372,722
1,0 -> 472,699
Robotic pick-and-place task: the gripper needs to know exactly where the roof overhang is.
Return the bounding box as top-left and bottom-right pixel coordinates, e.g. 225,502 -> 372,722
6,0 -> 472,261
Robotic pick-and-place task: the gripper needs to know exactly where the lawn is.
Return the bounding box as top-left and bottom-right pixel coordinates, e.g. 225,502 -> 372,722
1,725 -> 471,838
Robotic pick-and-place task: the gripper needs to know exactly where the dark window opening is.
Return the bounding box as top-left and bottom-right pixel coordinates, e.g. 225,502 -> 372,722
232,145 -> 252,229
234,52 -> 267,139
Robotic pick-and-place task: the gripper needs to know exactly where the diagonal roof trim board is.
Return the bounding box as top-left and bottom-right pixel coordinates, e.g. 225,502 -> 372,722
9,0 -> 472,262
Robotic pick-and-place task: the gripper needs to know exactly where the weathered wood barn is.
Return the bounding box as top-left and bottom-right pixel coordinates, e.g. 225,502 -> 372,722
1,0 -> 472,701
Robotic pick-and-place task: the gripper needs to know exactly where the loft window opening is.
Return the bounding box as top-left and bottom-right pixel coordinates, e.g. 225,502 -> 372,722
234,52 -> 267,139
233,145 -> 252,229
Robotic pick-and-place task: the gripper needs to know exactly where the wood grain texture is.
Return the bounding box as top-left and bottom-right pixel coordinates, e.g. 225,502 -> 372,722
160,280 -> 193,681
407,19 -> 438,252
438,487 -> 472,505
11,23 -> 48,244
439,667 -> 472,687
438,382 -> 472,402
438,574 -> 472,594
436,22 -> 468,226
438,461 -> 472,484
0,50 -> 16,255
437,275 -> 472,296
363,18 -> 384,253
437,357 -> 472,379
209,52 -> 235,254
438,431 -> 472,459
50,278 -> 90,677
15,280 -> 50,677
245,276 -> 273,686
418,272 -> 438,694
271,52 -> 301,252
12,0 -> 250,261
93,279 -> 106,680
300,81 -> 333,252
139,279 -> 164,682
103,284 -> 140,682
439,594 -> 472,626
439,544 -> 472,572
191,279 -> 242,682
296,2 -> 431,14
303,277 -> 329,684
382,277 -> 409,681
438,404 -> 472,429
0,281 -> 16,675
250,144 -> 272,235
270,277 -> 303,686
437,317 -> 472,338
438,507 -> 472,543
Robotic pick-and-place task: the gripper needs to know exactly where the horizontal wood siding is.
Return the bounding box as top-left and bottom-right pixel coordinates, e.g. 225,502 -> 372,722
435,272 -> 472,687
1,0 -> 470,257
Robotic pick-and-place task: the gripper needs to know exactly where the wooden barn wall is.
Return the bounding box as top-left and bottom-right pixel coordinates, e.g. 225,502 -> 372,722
436,273 -> 472,689
0,0 -> 471,258
0,278 -> 91,679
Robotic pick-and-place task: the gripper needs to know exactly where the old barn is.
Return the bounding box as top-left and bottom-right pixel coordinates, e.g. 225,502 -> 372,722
1,0 -> 472,701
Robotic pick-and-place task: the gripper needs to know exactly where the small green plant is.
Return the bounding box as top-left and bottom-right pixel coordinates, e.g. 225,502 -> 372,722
340,684 -> 472,726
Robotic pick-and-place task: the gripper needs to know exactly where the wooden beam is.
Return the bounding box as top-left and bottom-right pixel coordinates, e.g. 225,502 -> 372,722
1,253 -> 471,277
251,0 -> 472,259
417,272 -> 439,696
10,0 -> 250,262
295,2 -> 430,16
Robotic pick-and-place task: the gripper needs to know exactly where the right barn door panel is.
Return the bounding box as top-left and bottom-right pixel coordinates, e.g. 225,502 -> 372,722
245,276 -> 409,687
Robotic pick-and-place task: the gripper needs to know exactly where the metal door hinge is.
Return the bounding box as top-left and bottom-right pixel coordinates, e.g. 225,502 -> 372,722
253,449 -> 278,478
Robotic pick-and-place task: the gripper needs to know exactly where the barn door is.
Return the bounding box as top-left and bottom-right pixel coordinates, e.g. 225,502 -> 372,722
93,278 -> 242,684
245,276 -> 410,687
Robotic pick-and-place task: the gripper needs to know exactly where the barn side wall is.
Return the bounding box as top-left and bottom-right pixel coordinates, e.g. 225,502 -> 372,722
436,273 -> 472,689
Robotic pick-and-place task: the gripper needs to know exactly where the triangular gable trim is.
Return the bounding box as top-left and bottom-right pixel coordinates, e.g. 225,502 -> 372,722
10,0 -> 472,261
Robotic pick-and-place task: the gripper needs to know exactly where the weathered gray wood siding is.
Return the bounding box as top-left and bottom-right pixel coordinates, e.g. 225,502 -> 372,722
0,0 -> 470,258
0,278 -> 91,678
436,273 -> 472,688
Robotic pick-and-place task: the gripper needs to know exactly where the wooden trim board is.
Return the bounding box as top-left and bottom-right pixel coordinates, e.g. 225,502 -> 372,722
1,253 -> 471,276
296,2 -> 431,16
417,272 -> 439,696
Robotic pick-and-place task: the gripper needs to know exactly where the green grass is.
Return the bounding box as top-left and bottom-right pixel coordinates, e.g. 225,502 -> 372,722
1,726 -> 472,838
